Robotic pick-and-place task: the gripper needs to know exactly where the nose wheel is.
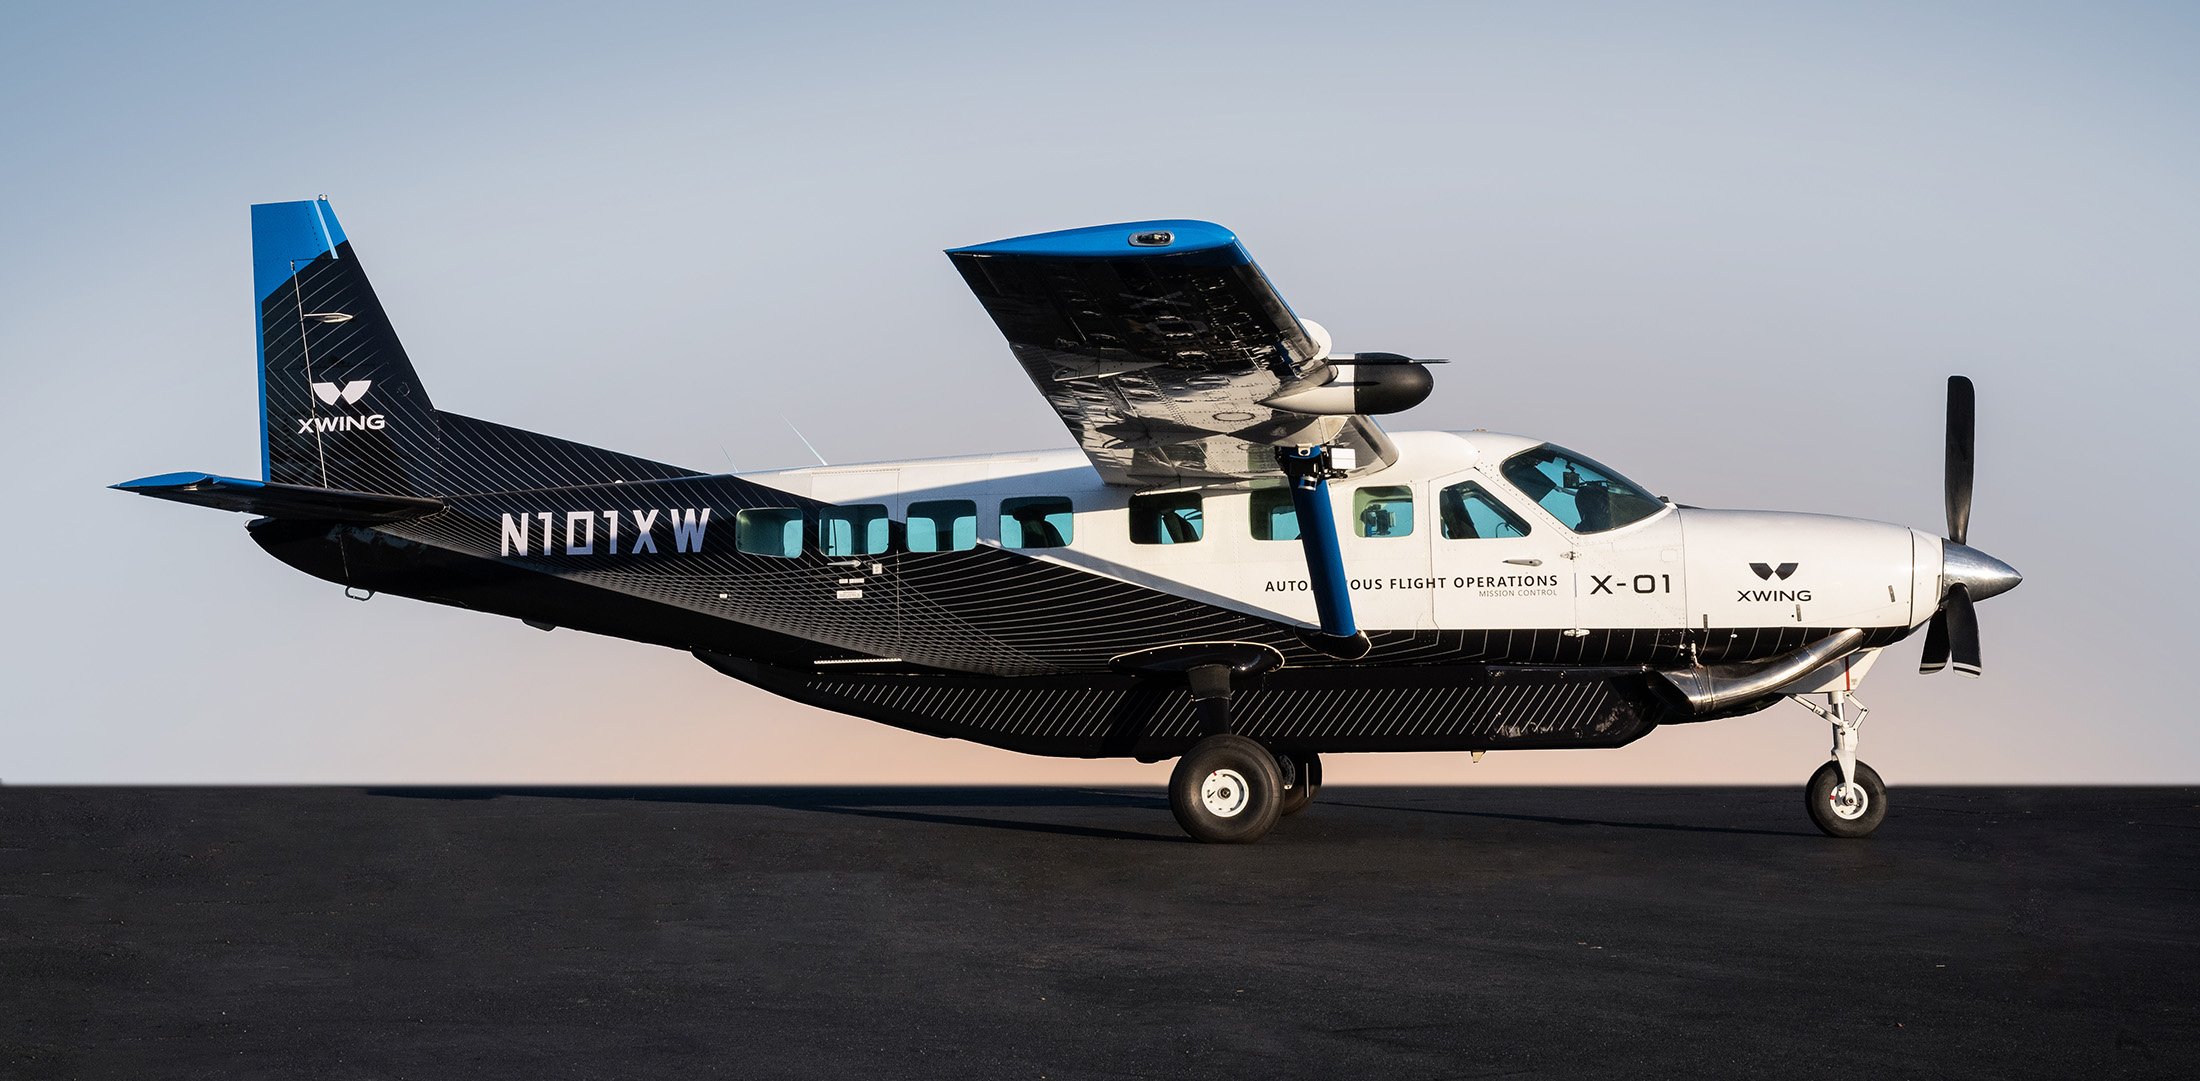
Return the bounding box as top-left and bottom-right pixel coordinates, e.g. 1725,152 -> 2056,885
1794,690 -> 1888,838
1806,759 -> 1886,837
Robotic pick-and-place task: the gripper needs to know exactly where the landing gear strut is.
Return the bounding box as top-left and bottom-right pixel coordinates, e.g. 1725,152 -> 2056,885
1793,690 -> 1887,838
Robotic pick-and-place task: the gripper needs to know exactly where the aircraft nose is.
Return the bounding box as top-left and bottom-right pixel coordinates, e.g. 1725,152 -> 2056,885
1942,542 -> 2022,602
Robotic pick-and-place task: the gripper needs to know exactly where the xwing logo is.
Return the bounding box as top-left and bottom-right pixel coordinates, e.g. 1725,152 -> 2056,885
311,380 -> 372,405
1739,562 -> 1808,602
298,379 -> 387,434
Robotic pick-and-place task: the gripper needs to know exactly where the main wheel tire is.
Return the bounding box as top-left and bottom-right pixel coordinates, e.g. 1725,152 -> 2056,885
1806,759 -> 1888,838
1169,735 -> 1285,843
1277,752 -> 1322,817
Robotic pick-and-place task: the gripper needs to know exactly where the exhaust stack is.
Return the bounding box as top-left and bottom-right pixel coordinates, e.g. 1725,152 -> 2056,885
1658,628 -> 1868,714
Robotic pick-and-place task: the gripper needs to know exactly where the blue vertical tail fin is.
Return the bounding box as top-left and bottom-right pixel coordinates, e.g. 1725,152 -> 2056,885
253,198 -> 440,494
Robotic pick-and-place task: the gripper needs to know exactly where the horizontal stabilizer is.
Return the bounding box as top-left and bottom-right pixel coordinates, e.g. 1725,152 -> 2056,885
112,472 -> 444,521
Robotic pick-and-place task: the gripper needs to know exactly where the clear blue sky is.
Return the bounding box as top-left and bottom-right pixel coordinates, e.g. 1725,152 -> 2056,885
4,1 -> 2195,782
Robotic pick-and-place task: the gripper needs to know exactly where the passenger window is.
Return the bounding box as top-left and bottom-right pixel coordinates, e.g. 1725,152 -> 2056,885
1129,491 -> 1203,545
1249,482 -> 1300,541
735,508 -> 804,558
1500,444 -> 1665,534
1438,481 -> 1531,539
1001,496 -> 1073,549
907,499 -> 977,553
1354,486 -> 1414,538
819,504 -> 889,556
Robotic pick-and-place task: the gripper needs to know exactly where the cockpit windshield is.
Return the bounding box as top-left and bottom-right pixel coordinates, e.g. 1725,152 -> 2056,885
1499,444 -> 1665,534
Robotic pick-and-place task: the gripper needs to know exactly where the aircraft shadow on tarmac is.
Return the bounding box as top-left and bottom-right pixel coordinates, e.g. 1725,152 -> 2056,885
363,785 -> 1817,841
365,785 -> 1185,842
1317,795 -> 1815,838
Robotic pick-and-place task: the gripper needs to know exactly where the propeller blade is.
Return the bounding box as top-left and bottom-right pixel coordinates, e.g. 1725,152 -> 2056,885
1943,584 -> 1981,677
1945,375 -> 1974,545
1918,609 -> 1951,674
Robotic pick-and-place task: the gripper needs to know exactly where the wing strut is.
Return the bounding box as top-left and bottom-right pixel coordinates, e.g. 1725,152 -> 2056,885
1278,446 -> 1372,660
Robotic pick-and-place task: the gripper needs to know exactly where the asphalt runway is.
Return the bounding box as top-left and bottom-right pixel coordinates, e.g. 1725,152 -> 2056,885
6,785 -> 2197,1079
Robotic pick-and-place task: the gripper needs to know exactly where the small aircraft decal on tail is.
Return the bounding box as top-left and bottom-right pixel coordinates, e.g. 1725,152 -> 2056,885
311,380 -> 372,406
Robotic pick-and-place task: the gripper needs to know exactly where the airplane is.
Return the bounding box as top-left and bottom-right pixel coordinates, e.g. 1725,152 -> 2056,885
116,199 -> 2021,844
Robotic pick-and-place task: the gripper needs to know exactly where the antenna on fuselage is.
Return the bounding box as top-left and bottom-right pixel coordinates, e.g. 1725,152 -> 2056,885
782,416 -> 829,466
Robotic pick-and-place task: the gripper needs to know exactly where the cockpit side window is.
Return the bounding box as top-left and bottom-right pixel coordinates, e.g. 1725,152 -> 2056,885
1437,480 -> 1531,539
1498,445 -> 1663,534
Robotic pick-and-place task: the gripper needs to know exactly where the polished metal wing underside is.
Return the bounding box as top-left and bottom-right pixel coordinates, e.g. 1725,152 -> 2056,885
948,220 -> 1396,487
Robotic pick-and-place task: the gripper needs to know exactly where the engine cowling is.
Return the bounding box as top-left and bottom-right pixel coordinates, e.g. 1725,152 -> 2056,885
1262,359 -> 1435,416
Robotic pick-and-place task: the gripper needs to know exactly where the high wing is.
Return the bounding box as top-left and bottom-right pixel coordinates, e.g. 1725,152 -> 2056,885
948,221 -> 1430,487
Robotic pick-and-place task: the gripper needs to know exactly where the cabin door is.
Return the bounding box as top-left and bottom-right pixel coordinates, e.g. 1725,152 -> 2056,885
1426,468 -> 1577,636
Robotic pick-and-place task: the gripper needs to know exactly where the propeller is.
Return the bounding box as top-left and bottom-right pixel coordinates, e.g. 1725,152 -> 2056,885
1919,375 -> 2014,677
1945,373 -> 1974,545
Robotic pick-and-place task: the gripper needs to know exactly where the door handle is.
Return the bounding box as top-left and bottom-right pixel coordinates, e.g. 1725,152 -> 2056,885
1504,558 -> 1543,567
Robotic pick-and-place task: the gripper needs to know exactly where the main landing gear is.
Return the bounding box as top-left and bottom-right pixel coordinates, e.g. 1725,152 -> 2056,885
1168,735 -> 1322,843
1110,645 -> 1318,843
1793,690 -> 1887,838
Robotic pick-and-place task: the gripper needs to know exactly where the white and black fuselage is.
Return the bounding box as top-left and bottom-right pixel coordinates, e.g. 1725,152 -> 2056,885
241,428 -> 1963,763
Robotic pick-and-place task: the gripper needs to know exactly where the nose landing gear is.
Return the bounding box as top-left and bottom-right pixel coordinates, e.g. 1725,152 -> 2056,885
1794,691 -> 1887,838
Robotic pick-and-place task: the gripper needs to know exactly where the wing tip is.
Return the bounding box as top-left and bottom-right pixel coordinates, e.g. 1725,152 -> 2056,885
948,219 -> 1239,259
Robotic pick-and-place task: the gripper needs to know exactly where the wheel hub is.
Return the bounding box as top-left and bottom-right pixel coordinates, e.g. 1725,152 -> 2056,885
1828,780 -> 1870,821
1200,768 -> 1250,818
